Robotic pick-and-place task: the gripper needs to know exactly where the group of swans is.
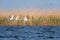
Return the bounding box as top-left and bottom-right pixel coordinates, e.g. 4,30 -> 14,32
9,15 -> 28,22
9,15 -> 19,20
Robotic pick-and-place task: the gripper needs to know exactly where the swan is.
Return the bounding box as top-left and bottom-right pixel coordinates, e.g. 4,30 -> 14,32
15,16 -> 19,20
9,15 -> 14,20
23,16 -> 28,22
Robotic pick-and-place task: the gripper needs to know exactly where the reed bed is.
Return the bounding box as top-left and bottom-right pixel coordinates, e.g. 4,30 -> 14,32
0,16 -> 60,26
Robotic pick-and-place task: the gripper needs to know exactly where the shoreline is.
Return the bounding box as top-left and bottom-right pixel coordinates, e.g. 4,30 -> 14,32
0,25 -> 60,27
0,10 -> 60,26
0,16 -> 60,26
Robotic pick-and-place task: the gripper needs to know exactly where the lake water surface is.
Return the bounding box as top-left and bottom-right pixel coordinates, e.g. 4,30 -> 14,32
0,26 -> 60,40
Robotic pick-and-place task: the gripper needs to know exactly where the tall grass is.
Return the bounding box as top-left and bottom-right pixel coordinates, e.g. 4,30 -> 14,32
17,19 -> 23,26
0,17 -> 9,25
0,16 -> 60,26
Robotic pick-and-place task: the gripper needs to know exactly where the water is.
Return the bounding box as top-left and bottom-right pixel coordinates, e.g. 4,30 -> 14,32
0,26 -> 60,40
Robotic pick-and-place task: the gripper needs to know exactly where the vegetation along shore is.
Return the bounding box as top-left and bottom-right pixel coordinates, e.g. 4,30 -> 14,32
0,10 -> 60,26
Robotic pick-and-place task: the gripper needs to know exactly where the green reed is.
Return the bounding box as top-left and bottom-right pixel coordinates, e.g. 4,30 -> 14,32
0,16 -> 60,26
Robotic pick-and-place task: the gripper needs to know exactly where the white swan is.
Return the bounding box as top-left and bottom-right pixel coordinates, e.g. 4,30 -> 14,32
23,16 -> 28,22
9,15 -> 14,20
15,16 -> 19,20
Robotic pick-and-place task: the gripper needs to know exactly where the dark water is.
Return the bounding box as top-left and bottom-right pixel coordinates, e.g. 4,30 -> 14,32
0,26 -> 60,40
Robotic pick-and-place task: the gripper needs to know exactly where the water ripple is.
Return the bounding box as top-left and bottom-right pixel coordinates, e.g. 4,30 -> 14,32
0,26 -> 60,40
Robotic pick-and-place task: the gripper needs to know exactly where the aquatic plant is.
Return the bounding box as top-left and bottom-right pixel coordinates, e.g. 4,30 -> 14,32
0,16 -> 60,26
0,17 -> 9,25
31,16 -> 37,26
17,19 -> 23,26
